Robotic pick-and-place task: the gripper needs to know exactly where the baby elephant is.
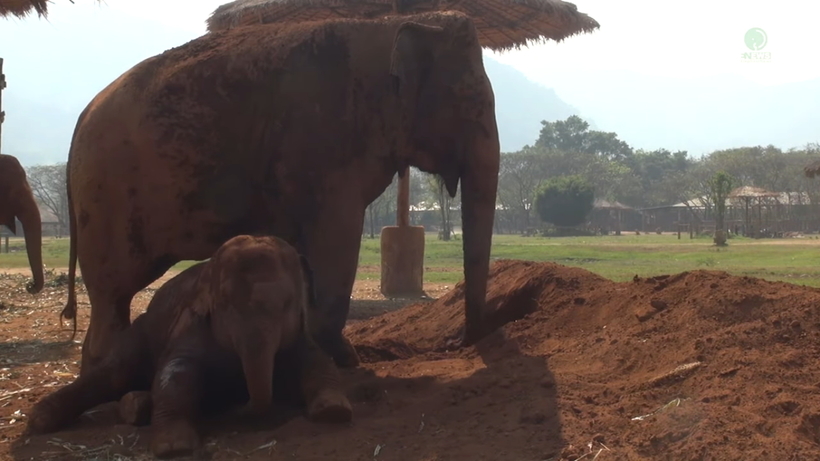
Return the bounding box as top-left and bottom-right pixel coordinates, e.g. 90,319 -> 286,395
27,235 -> 352,458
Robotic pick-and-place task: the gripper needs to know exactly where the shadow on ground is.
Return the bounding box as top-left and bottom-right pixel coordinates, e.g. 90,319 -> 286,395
348,297 -> 434,321
11,329 -> 564,461
0,339 -> 74,368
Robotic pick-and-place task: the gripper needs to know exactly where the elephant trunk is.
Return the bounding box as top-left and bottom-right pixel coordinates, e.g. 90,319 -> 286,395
459,124 -> 500,344
18,191 -> 44,294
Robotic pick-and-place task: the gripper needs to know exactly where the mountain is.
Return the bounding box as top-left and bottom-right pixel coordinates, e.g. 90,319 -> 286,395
1,28 -> 580,166
482,56 -> 582,152
541,70 -> 820,155
0,7 -> 196,166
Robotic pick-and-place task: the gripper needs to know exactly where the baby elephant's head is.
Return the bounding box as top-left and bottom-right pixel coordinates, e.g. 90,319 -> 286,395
197,235 -> 309,347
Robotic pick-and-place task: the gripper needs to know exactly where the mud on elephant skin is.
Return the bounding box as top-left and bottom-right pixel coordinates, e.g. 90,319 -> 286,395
27,235 -> 352,459
62,10 -> 500,374
0,154 -> 44,294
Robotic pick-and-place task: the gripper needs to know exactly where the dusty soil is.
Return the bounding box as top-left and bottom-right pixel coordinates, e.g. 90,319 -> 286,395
2,260 -> 820,460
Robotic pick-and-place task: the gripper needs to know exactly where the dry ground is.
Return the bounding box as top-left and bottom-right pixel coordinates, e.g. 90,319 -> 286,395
4,259 -> 820,461
0,270 -> 450,461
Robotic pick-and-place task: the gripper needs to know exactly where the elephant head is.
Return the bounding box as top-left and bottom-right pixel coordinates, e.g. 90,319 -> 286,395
0,154 -> 44,294
389,14 -> 500,342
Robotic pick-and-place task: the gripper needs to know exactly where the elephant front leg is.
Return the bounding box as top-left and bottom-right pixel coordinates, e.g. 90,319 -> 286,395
149,329 -> 207,459
302,203 -> 365,368
294,335 -> 352,424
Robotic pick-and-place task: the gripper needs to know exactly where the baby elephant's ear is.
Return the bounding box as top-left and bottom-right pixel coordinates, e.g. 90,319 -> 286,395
190,263 -> 215,316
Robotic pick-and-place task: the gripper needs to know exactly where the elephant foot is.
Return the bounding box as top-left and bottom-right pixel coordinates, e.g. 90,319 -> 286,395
320,334 -> 360,369
462,319 -> 491,348
119,391 -> 152,426
151,420 -> 200,459
25,400 -> 66,435
307,389 -> 352,424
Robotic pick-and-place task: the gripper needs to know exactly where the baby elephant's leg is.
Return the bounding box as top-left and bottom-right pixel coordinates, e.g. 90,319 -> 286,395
295,335 -> 352,424
149,325 -> 208,459
119,391 -> 152,426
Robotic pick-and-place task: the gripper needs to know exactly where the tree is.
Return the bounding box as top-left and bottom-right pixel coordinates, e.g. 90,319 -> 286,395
496,151 -> 549,233
425,174 -> 455,240
534,175 -> 594,228
364,178 -> 397,238
536,115 -> 634,162
709,171 -> 734,245
25,163 -> 69,235
363,168 -> 426,238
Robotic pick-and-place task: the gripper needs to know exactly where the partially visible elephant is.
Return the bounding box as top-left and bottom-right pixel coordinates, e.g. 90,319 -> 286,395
27,235 -> 351,459
0,154 -> 43,294
61,10 -> 500,374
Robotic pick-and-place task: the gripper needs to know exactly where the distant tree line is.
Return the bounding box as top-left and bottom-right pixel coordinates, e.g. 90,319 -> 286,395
494,115 -> 820,234
18,116 -> 820,238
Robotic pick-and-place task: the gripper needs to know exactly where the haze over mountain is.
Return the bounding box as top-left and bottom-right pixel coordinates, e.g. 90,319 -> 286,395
0,0 -> 817,166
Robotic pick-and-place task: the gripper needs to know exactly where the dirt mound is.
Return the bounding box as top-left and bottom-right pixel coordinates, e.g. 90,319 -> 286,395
346,259 -> 820,460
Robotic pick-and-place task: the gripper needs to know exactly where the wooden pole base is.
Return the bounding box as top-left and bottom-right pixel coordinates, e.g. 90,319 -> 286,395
379,225 -> 425,297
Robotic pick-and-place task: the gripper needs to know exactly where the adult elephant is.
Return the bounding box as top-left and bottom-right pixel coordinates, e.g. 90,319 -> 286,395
0,154 -> 44,294
61,10 -> 500,374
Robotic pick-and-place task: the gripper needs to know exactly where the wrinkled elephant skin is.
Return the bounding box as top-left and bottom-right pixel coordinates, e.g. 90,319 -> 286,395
27,235 -> 351,459
0,154 -> 44,294
62,11 -> 501,373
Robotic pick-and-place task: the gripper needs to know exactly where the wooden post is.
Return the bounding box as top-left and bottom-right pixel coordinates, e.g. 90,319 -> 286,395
3,236 -> 8,253
380,167 -> 425,297
397,167 -> 410,227
0,57 -> 6,152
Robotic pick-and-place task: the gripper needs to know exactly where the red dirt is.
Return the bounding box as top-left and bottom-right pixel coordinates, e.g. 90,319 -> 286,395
4,260 -> 820,460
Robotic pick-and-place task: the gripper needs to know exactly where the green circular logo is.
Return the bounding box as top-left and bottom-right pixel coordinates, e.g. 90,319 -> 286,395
744,28 -> 767,51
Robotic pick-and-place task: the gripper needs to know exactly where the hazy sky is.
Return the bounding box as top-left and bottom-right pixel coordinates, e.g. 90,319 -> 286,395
1,0 -> 818,163
489,0 -> 820,91
3,0 -> 816,87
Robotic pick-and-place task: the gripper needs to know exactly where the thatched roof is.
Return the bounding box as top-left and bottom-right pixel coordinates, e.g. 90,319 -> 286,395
727,186 -> 779,199
206,0 -> 600,51
0,0 -> 48,19
0,0 -> 96,19
804,159 -> 820,179
593,198 -> 632,210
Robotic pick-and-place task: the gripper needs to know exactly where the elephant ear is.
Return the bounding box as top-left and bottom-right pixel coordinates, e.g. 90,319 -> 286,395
2,218 -> 16,235
389,22 -> 445,98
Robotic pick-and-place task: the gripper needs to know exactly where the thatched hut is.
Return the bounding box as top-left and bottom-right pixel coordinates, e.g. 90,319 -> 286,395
0,0 -> 48,18
590,199 -> 636,235
728,186 -> 781,236
207,0 -> 600,51
804,159 -> 820,179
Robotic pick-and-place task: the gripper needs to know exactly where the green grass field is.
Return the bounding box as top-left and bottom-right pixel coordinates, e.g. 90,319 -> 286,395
3,233 -> 820,286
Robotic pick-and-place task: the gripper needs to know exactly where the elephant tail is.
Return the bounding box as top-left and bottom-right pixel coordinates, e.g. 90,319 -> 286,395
59,162 -> 79,341
59,107 -> 89,341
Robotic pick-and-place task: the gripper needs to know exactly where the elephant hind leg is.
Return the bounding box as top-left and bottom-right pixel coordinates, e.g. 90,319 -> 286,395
27,331 -> 143,435
80,255 -> 177,375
